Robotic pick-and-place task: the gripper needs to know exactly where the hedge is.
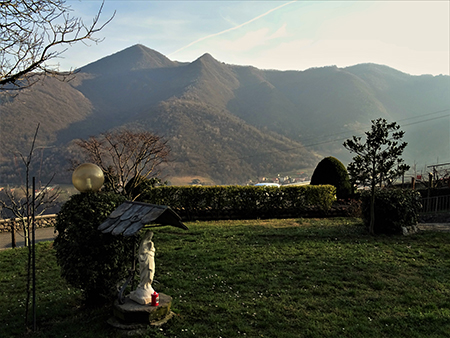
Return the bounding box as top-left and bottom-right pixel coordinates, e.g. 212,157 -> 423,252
137,185 -> 336,221
361,189 -> 422,235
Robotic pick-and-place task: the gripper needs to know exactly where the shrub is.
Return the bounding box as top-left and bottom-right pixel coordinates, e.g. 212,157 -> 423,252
54,192 -> 134,304
344,198 -> 363,218
124,175 -> 166,200
311,156 -> 352,199
361,189 -> 422,235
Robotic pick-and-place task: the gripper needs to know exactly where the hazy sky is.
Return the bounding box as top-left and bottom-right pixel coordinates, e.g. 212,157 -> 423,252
59,0 -> 450,76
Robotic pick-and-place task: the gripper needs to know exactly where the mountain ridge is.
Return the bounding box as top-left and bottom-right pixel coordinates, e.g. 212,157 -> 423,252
1,45 -> 449,185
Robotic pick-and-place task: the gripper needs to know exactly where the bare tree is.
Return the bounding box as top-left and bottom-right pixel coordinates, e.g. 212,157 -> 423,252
0,0 -> 114,90
74,130 -> 170,200
0,124 -> 60,247
0,123 -> 60,328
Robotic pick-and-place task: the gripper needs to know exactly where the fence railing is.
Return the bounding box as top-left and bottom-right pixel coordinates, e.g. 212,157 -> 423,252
421,195 -> 450,213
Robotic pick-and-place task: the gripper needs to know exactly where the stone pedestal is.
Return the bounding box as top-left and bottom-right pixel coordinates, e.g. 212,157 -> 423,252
108,293 -> 173,330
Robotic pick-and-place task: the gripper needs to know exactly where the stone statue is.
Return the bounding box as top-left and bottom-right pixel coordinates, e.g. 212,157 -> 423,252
130,231 -> 156,305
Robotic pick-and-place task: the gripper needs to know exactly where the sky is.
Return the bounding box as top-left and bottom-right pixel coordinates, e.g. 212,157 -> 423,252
57,0 -> 450,76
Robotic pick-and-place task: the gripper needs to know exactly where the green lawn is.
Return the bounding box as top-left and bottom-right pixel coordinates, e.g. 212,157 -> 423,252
1,218 -> 450,337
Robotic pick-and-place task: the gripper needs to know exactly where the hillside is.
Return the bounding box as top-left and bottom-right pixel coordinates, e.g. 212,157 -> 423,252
125,99 -> 320,183
0,44 -> 449,185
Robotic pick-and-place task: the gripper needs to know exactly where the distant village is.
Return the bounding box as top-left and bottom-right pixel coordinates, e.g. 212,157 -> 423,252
253,172 -> 311,186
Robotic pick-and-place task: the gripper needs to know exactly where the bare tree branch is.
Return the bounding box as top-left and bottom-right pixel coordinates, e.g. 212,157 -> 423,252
0,123 -> 60,240
1,0 -> 115,90
74,130 -> 170,200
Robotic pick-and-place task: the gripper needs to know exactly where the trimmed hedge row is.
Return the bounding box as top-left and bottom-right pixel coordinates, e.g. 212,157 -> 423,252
138,185 -> 336,221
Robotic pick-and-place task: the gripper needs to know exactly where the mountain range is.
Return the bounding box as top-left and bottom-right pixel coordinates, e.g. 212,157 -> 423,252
1,44 -> 449,185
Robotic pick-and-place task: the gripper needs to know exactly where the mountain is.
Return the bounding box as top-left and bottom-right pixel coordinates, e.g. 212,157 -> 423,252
1,44 -> 449,185
78,44 -> 182,74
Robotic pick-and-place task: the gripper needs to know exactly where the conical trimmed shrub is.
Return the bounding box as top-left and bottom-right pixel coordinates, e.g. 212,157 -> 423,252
311,156 -> 352,199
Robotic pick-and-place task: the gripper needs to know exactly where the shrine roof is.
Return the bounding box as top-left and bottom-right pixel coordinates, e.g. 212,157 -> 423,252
98,201 -> 188,237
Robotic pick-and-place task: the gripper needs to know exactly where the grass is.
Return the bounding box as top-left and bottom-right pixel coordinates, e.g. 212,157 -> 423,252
1,217 -> 450,337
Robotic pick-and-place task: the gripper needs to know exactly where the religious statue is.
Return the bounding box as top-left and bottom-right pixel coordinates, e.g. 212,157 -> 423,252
130,231 -> 156,305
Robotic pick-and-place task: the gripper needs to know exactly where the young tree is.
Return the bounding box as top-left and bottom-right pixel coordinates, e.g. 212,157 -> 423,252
343,118 -> 410,235
0,124 -> 60,247
73,130 -> 170,200
0,123 -> 60,328
0,0 -> 114,90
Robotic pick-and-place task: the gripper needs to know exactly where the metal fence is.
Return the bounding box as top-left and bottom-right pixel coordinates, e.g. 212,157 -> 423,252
421,195 -> 450,213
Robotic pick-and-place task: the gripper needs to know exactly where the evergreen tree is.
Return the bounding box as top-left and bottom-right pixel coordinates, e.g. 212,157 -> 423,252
343,118 -> 409,235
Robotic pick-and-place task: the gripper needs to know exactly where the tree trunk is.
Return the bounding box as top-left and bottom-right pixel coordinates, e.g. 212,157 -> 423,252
10,222 -> 16,248
369,191 -> 375,235
23,221 -> 29,247
369,161 -> 377,236
369,176 -> 376,235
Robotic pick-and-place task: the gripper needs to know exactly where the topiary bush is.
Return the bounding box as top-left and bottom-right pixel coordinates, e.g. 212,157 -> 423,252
54,192 -> 135,305
361,189 -> 422,235
310,156 -> 352,199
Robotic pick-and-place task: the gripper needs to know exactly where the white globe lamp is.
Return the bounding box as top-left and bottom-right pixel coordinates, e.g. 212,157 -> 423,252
72,163 -> 104,192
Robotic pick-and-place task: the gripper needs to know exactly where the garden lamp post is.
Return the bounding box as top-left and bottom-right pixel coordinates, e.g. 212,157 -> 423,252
72,163 -> 104,192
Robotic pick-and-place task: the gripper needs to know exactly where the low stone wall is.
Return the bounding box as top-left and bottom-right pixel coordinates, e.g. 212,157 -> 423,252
0,214 -> 57,233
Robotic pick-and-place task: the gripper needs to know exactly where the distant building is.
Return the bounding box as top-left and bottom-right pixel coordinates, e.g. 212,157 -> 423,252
254,183 -> 281,187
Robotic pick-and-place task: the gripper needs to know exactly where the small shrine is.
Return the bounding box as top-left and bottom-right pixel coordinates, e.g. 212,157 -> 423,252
98,201 -> 188,330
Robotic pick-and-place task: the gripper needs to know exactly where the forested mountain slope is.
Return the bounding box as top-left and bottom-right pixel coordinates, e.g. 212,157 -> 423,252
1,44 -> 448,184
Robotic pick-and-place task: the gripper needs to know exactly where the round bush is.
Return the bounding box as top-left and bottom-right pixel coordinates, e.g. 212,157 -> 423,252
54,192 -> 135,304
310,156 -> 352,199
